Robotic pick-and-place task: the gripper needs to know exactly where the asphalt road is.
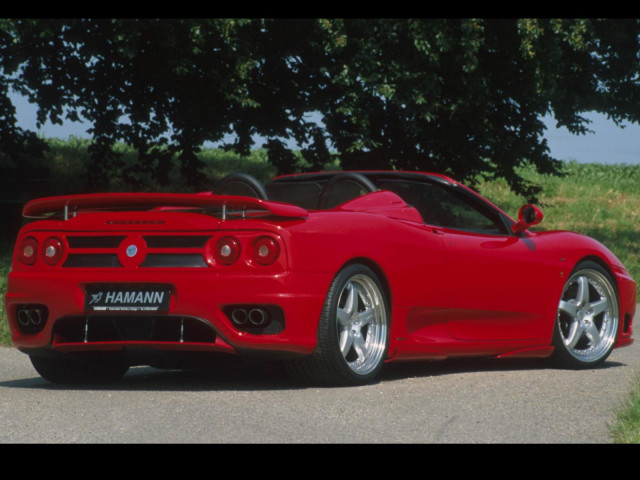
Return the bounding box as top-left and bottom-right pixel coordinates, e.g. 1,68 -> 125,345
1,309 -> 638,443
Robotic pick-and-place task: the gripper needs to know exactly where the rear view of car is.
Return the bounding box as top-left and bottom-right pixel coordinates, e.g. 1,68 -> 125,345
4,191 -> 332,383
4,171 -> 635,386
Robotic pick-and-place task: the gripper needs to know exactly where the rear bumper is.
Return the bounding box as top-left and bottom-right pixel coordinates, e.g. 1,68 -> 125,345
5,268 -> 332,358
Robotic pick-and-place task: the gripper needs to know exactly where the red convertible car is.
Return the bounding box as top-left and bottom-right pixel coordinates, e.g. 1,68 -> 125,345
4,171 -> 636,385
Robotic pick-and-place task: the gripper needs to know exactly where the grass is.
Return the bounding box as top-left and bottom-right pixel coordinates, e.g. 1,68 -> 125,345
612,376 -> 640,443
0,141 -> 638,441
477,161 -> 640,290
0,242 -> 11,345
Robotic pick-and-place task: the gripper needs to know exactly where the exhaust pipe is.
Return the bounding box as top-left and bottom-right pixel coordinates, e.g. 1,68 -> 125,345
17,309 -> 30,326
16,305 -> 47,334
231,308 -> 248,326
249,308 -> 268,326
18,308 -> 43,326
226,306 -> 273,330
28,309 -> 42,325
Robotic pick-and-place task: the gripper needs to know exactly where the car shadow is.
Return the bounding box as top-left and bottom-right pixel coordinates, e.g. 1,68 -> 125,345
0,354 -> 628,392
379,356 -> 625,382
0,356 -> 293,392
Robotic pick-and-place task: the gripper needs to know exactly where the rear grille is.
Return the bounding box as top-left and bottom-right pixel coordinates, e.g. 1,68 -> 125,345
53,315 -> 217,344
140,254 -> 208,268
144,236 -> 210,248
67,236 -> 126,248
64,254 -> 123,268
62,234 -> 213,268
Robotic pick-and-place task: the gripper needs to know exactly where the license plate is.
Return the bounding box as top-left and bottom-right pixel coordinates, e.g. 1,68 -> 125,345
85,284 -> 172,312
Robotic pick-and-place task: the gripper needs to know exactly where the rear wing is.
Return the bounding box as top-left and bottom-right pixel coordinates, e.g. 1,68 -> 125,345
22,193 -> 309,220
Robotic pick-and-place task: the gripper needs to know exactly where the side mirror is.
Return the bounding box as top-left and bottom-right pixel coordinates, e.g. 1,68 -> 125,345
512,204 -> 543,234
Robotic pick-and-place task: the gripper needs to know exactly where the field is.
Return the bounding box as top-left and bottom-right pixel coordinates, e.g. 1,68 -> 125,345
0,140 -> 638,441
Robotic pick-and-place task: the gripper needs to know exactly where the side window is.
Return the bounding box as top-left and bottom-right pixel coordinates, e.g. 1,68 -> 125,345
377,180 -> 508,235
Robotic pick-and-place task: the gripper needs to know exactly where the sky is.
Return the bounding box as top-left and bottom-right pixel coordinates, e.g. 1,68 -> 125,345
9,93 -> 640,165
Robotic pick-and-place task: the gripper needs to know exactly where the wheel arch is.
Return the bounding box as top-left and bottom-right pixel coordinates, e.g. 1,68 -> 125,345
572,255 -> 619,291
339,257 -> 393,312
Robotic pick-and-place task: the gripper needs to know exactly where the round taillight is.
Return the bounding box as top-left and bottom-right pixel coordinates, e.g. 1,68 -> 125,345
215,237 -> 240,265
41,237 -> 64,266
252,237 -> 279,266
18,237 -> 38,265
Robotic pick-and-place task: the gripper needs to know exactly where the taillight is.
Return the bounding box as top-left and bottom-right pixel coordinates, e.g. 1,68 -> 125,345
205,234 -> 282,268
252,236 -> 280,266
18,237 -> 38,265
41,237 -> 64,266
215,237 -> 241,265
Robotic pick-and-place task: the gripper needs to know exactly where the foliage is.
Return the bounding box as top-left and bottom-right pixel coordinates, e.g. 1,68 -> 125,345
315,19 -> 640,201
2,19 -> 640,200
612,375 -> 640,443
41,137 -> 284,194
0,242 -> 12,345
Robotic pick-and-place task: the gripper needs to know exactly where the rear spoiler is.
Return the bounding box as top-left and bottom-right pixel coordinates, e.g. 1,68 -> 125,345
22,193 -> 309,220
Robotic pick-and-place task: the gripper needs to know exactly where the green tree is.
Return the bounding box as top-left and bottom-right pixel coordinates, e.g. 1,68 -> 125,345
0,19 -> 326,191
1,19 -> 640,199
313,19 -> 640,199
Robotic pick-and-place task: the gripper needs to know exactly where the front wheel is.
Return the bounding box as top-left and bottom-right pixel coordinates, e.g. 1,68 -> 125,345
286,264 -> 390,385
552,261 -> 620,368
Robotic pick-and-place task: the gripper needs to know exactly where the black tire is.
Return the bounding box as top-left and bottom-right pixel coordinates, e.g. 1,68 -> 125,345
286,264 -> 390,386
30,353 -> 129,385
551,260 -> 620,369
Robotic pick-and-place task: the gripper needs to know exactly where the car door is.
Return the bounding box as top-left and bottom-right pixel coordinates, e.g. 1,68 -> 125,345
424,183 -> 562,341
440,226 -> 562,341
378,177 -> 562,342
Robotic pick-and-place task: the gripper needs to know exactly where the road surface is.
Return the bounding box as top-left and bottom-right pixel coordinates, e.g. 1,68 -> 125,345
1,309 -> 638,443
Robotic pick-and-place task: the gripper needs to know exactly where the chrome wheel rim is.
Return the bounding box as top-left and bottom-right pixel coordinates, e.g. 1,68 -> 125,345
336,274 -> 388,376
557,269 -> 619,363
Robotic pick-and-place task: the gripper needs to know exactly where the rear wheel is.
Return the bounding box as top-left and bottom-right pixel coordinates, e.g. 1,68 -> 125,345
552,261 -> 620,368
286,264 -> 389,385
30,353 -> 129,384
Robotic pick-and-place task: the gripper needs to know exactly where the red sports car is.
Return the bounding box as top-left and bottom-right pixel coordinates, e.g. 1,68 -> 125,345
4,171 -> 636,385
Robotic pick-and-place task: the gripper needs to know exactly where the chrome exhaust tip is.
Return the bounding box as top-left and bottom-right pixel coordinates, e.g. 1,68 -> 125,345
28,309 -> 42,325
231,308 -> 248,326
248,308 -> 268,326
17,309 -> 30,326
15,305 -> 48,334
